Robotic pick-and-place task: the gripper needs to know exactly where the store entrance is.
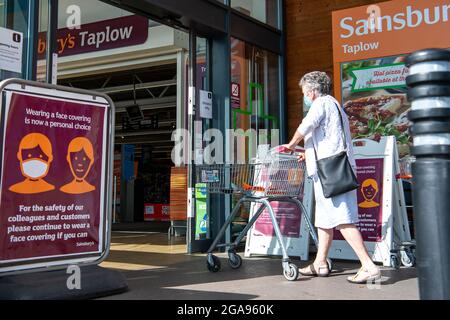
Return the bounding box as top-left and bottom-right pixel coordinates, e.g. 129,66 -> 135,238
58,61 -> 187,252
48,0 -> 231,259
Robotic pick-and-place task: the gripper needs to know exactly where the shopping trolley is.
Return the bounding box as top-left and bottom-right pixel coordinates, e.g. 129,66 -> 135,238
196,147 -> 331,281
391,156 -> 416,268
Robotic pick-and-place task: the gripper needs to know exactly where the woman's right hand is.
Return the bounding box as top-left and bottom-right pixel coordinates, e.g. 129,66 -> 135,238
297,152 -> 305,162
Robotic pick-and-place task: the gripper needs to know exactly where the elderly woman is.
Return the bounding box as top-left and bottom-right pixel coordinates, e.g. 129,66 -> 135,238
285,71 -> 381,284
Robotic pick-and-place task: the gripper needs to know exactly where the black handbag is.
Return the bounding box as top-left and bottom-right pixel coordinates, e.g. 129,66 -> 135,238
312,103 -> 359,198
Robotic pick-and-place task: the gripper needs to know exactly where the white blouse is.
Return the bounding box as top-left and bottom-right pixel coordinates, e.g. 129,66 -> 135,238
297,95 -> 356,177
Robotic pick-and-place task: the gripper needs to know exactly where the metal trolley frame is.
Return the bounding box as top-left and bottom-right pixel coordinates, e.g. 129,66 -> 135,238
391,156 -> 417,269
196,150 -> 331,281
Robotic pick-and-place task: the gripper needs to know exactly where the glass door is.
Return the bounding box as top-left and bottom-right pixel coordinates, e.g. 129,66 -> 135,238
187,34 -> 214,253
230,37 -> 281,245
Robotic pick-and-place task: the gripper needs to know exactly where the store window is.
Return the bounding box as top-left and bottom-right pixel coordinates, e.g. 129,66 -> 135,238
231,0 -> 279,29
230,37 -> 281,239
0,0 -> 33,80
0,0 -> 5,27
231,37 -> 280,162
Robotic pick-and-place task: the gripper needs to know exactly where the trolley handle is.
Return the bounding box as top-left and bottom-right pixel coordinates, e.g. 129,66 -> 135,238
271,145 -> 305,155
270,145 -> 305,161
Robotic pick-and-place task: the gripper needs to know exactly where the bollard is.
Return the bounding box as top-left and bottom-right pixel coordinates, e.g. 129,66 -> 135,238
406,48 -> 450,300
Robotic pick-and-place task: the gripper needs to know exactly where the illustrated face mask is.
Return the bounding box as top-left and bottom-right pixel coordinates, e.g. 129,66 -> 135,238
22,159 -> 49,179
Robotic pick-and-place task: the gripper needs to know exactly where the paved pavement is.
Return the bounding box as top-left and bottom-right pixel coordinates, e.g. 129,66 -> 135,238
99,231 -> 419,300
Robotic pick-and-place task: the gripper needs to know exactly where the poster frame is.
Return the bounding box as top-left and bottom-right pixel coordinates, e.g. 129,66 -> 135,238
0,78 -> 115,276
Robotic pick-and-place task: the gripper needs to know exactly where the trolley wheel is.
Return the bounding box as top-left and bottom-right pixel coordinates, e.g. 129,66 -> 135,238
206,254 -> 221,273
326,258 -> 333,272
228,252 -> 242,269
283,263 -> 299,281
401,250 -> 416,268
390,255 -> 400,270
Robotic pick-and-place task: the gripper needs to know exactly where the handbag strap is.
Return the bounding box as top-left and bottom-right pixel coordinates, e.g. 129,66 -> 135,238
311,99 -> 348,161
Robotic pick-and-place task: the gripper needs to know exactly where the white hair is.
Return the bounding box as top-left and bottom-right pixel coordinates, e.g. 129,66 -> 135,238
299,71 -> 332,96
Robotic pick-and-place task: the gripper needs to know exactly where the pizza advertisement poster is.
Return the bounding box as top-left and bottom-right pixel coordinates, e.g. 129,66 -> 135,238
332,0 -> 450,158
341,55 -> 412,158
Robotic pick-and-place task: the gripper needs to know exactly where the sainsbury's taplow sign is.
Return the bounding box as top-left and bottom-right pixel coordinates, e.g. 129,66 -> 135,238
332,0 -> 450,61
339,4 -> 450,39
38,15 -> 149,58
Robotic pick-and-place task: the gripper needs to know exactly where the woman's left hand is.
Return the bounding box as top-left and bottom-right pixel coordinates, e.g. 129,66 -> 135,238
276,145 -> 294,154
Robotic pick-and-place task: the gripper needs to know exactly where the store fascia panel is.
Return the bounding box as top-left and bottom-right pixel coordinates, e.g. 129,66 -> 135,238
37,25 -> 189,80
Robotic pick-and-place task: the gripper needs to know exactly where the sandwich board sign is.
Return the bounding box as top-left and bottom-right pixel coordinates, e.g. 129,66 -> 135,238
0,79 -> 114,275
329,136 -> 412,267
244,138 -> 411,267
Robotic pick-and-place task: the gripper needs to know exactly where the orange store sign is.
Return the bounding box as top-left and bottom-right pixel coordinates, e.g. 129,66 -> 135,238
333,0 -> 450,64
332,0 -> 450,159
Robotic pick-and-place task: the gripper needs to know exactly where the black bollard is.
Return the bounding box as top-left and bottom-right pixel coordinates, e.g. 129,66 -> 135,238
406,49 -> 450,300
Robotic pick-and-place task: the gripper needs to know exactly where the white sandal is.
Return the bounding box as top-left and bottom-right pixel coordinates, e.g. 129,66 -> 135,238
347,267 -> 381,284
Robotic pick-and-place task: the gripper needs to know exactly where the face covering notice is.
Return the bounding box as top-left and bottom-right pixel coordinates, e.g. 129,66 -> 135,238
0,89 -> 108,265
0,27 -> 23,74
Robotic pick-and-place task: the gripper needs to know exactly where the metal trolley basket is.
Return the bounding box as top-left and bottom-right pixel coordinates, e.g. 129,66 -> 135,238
196,148 -> 331,281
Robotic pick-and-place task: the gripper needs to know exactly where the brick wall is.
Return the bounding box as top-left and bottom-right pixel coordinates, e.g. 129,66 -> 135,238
285,0 -> 381,138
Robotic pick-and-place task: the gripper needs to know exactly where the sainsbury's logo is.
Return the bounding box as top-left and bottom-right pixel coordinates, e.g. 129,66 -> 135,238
340,4 -> 450,39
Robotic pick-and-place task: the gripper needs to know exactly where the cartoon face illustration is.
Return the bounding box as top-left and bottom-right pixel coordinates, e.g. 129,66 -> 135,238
69,148 -> 93,180
20,144 -> 51,179
21,145 -> 49,163
9,133 -> 55,194
60,137 -> 96,194
17,133 -> 53,180
362,184 -> 377,201
359,178 -> 380,209
66,138 -> 94,181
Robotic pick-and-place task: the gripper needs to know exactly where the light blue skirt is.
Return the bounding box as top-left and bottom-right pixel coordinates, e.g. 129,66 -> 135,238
312,174 -> 359,229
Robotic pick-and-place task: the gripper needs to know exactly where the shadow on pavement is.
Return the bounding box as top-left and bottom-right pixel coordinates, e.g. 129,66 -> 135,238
101,250 -> 290,299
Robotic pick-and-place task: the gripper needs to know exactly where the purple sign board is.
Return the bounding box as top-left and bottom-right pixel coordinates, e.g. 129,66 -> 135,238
335,158 -> 384,242
0,91 -> 108,263
253,202 -> 302,238
38,15 -> 149,58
